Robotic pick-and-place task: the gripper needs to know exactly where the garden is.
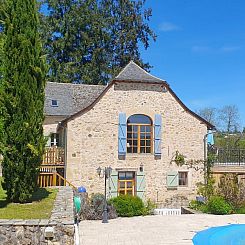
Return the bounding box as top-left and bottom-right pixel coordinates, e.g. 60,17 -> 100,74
189,173 -> 245,215
0,177 -> 58,219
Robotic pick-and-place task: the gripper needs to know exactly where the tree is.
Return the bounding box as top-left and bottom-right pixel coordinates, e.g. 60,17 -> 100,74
0,0 -> 46,202
100,0 -> 156,78
196,107 -> 217,126
219,105 -> 240,133
40,0 -> 111,84
40,0 -> 156,84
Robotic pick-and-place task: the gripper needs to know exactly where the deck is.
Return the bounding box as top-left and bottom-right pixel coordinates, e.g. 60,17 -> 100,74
212,148 -> 245,173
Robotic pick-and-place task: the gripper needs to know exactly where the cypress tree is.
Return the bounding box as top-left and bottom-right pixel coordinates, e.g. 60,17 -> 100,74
0,0 -> 46,202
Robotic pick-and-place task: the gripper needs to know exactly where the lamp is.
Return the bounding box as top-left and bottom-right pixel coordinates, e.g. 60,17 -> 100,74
96,166 -> 112,223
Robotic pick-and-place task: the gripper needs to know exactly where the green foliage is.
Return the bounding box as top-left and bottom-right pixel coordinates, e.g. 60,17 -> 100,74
214,133 -> 245,149
217,174 -> 245,208
0,0 -> 46,202
174,151 -> 186,166
40,0 -> 156,84
109,195 -> 145,217
235,206 -> 245,214
206,196 -> 232,215
189,200 -> 208,213
142,199 -> 156,215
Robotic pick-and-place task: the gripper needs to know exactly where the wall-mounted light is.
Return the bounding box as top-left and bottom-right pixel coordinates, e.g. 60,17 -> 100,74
140,163 -> 144,172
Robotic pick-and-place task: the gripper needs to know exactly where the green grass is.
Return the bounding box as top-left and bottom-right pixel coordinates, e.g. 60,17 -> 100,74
0,177 -> 58,219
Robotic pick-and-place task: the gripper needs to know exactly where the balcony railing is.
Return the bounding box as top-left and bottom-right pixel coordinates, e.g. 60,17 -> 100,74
213,148 -> 245,166
42,147 -> 65,165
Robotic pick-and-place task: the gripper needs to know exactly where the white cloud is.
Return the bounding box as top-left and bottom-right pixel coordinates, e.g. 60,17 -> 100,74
191,46 -> 211,53
220,46 -> 240,52
192,45 -> 241,53
159,22 -> 180,32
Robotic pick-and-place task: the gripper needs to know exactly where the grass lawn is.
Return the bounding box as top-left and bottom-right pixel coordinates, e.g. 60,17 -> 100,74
0,177 -> 58,219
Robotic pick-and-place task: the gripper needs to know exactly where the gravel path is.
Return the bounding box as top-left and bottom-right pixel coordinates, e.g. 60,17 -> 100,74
79,214 -> 245,245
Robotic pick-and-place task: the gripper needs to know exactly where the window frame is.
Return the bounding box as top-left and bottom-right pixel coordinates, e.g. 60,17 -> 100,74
51,99 -> 58,107
118,171 -> 136,196
50,133 -> 59,147
127,114 -> 153,154
178,171 -> 188,187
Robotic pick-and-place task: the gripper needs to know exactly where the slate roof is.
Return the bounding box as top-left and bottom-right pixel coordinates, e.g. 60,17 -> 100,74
114,60 -> 167,84
44,82 -> 105,116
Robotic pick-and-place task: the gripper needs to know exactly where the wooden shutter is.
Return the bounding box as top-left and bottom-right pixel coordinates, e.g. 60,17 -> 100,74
167,171 -> 178,189
118,113 -> 127,156
154,114 -> 162,156
136,171 -> 145,199
108,170 -> 118,198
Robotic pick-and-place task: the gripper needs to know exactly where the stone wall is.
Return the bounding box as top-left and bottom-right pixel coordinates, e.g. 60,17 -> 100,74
0,187 -> 74,245
65,82 -> 207,204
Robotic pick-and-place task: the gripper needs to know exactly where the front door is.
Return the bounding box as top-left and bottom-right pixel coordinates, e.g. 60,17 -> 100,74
118,171 -> 135,195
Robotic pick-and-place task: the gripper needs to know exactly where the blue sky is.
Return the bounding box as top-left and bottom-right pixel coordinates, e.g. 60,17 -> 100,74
140,0 -> 245,127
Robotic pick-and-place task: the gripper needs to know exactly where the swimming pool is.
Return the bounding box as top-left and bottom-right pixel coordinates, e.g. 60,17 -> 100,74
193,224 -> 245,245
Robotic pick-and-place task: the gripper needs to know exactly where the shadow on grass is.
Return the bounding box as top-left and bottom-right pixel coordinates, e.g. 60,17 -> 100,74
0,178 -> 52,208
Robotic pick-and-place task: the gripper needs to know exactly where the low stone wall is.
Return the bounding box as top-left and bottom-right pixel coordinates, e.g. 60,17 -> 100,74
0,186 -> 75,245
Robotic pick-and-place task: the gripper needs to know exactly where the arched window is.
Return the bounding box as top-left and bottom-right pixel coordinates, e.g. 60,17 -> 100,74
127,114 -> 152,153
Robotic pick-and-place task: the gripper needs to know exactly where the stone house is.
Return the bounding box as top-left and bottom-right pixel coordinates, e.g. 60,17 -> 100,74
43,61 -> 213,205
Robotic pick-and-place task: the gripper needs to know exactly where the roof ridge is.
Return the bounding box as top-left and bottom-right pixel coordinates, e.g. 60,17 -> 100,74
114,60 -> 167,84
46,81 -> 105,87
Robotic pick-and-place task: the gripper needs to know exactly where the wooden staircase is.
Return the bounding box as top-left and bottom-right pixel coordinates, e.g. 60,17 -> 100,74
38,147 -> 76,189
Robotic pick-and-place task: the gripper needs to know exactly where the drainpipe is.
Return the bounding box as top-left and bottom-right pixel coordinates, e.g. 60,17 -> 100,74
203,130 -> 216,197
58,122 -> 67,180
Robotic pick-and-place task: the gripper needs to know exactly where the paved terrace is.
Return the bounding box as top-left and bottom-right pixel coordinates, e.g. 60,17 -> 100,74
79,214 -> 245,245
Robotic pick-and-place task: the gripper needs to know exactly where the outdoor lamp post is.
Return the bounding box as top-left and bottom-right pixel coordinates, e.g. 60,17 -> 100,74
96,166 -> 112,223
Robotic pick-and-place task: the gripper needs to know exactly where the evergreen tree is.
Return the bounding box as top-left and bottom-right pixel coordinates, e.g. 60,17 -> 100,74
40,0 -> 110,84
40,0 -> 156,84
101,0 -> 156,77
0,0 -> 46,202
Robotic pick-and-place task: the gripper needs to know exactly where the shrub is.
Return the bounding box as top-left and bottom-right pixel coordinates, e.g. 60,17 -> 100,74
189,200 -> 208,213
207,196 -> 232,215
77,192 -> 117,220
143,199 -> 156,215
109,195 -> 145,217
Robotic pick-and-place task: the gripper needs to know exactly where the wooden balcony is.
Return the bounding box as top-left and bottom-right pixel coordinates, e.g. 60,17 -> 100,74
42,147 -> 65,166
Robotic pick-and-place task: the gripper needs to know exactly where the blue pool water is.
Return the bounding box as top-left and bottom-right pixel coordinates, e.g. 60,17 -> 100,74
193,224 -> 245,245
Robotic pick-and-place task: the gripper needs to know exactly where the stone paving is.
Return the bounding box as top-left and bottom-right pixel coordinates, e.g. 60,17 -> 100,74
79,214 -> 245,245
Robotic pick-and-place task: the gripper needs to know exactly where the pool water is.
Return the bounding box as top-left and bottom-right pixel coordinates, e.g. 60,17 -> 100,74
193,224 -> 245,245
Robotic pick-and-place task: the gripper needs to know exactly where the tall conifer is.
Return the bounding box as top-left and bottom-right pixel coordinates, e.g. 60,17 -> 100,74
0,0 -> 46,202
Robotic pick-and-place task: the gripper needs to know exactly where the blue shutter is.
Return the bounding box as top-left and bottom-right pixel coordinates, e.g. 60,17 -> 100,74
207,130 -> 214,145
118,113 -> 127,156
154,114 -> 162,156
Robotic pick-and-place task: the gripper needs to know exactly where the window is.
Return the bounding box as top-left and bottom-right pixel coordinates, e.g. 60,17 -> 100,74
51,133 -> 59,146
51,99 -> 58,107
127,114 -> 152,153
118,171 -> 135,195
178,172 -> 188,186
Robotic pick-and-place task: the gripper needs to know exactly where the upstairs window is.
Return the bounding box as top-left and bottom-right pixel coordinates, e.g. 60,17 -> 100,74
51,99 -> 58,107
127,114 -> 152,153
51,133 -> 59,146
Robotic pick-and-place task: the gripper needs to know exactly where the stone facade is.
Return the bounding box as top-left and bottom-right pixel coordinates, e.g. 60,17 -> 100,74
0,187 -> 74,245
64,82 -> 207,205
